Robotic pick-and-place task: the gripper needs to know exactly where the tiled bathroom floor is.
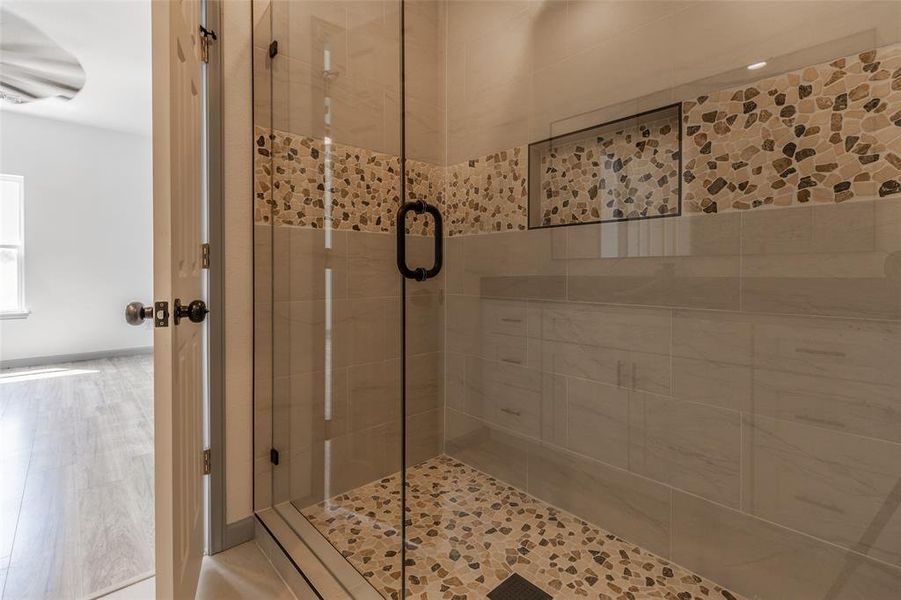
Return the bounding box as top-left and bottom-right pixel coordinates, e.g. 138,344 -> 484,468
303,455 -> 744,600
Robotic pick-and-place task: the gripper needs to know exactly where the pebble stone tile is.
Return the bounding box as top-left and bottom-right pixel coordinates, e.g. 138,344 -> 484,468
535,111 -> 681,225
255,43 -> 900,234
683,43 -> 901,213
254,126 -> 436,235
303,455 -> 745,600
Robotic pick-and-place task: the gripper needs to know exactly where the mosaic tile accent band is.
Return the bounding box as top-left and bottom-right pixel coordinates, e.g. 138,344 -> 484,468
683,44 -> 901,213
254,43 -> 901,235
529,105 -> 681,226
302,455 -> 744,600
254,126 -> 436,235
445,146 -> 529,235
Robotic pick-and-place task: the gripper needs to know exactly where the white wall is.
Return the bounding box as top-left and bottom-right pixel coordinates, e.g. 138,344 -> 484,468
0,112 -> 153,364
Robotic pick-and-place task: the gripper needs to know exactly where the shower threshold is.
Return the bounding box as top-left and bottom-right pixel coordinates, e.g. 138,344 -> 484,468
300,455 -> 744,600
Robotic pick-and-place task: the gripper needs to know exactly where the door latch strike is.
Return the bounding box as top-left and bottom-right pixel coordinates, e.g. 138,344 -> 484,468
270,448 -> 280,466
154,301 -> 170,328
203,448 -> 212,475
201,243 -> 211,269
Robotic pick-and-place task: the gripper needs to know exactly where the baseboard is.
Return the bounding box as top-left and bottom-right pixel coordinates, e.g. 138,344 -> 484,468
254,515 -> 320,599
0,346 -> 153,370
221,515 -> 255,550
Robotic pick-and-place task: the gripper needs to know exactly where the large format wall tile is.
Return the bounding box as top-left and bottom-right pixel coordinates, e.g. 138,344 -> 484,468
742,414 -> 901,567
405,351 -> 443,417
672,309 -> 752,412
740,199 -> 901,319
445,228 -> 566,298
348,232 -> 400,298
629,392 -> 741,507
463,356 -> 543,439
566,212 -> 741,310
751,314 -> 901,443
532,301 -> 672,394
348,359 -> 401,432
444,409 -> 530,490
527,443 -> 672,559
406,408 -> 443,467
672,491 -> 901,600
564,377 -> 630,469
537,339 -> 671,395
287,228 -> 349,302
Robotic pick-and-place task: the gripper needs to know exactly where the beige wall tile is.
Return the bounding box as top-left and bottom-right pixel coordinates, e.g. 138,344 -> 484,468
741,201 -> 901,319
564,377 -> 630,469
284,299 -> 346,375
348,359 -> 401,432
289,368 -> 350,445
446,295 -> 529,363
446,229 -> 566,297
672,490 -> 901,600
536,302 -> 670,355
672,310 -> 752,412
537,338 -> 671,396
540,373 -> 567,446
326,420 -> 402,498
288,228 -> 348,302
406,408 -> 443,467
566,213 -> 741,310
752,314 -> 901,443
444,408 -> 530,490
444,351 -> 466,413
464,356 -> 543,439
348,232 -> 400,299
742,414 -> 901,567
405,351 -> 443,417
629,392 -> 741,508
527,443 -> 672,558
405,292 -> 443,355
348,297 -> 400,365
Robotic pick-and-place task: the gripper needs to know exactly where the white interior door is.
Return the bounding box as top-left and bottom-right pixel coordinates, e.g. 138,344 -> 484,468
152,0 -> 205,598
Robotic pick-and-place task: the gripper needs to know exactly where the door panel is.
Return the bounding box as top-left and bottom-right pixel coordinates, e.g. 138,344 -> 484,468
152,0 -> 205,598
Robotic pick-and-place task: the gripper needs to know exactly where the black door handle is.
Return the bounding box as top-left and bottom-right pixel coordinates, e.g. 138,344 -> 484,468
173,299 -> 209,325
397,200 -> 443,281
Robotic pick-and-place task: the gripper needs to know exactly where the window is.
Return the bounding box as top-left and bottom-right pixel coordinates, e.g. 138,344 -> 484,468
0,174 -> 27,317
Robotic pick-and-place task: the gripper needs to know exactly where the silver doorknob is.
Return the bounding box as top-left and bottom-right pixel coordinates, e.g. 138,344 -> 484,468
125,301 -> 153,326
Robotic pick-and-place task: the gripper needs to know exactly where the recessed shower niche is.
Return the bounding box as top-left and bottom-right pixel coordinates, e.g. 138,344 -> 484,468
528,103 -> 682,228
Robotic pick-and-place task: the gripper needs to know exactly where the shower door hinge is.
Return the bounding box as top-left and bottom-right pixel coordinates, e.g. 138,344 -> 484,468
199,25 -> 217,63
268,40 -> 278,59
202,448 -> 212,475
270,448 -> 280,466
201,243 -> 211,269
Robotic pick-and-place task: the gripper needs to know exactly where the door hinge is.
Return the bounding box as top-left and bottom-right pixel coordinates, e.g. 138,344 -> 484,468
203,448 -> 212,475
154,301 -> 170,328
268,40 -> 278,59
201,243 -> 211,269
270,448 -> 280,466
199,25 -> 217,63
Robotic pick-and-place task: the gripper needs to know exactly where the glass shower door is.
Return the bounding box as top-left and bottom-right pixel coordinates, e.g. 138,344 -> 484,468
402,2 -> 901,600
260,1 -> 406,597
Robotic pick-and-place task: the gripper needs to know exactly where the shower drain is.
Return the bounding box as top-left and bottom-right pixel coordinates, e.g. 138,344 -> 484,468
487,573 -> 553,600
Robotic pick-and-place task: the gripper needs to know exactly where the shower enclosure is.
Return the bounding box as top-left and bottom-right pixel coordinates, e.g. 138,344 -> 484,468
253,1 -> 901,598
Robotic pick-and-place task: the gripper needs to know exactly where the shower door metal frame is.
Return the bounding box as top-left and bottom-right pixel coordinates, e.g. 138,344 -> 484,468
204,0 -> 255,554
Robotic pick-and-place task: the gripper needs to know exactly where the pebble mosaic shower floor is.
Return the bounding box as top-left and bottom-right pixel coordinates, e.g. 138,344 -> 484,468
302,455 -> 744,600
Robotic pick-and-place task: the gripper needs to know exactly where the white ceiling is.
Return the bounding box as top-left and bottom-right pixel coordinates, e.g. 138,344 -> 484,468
1,0 -> 151,136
